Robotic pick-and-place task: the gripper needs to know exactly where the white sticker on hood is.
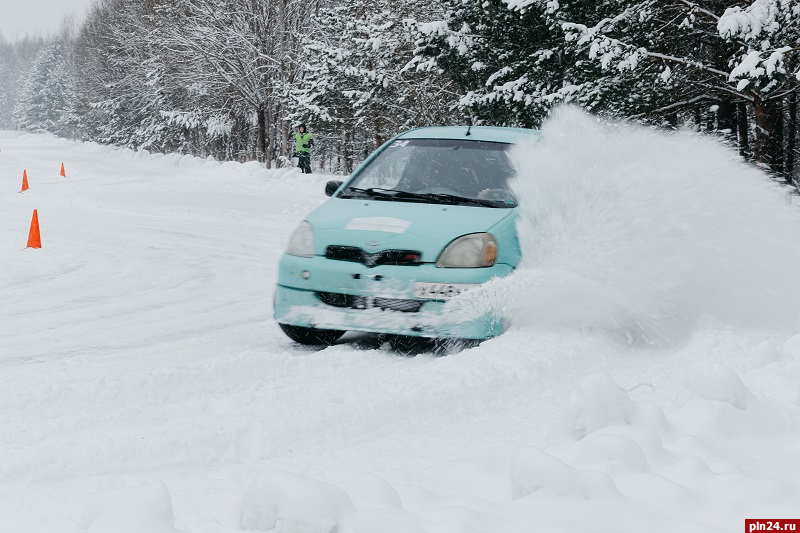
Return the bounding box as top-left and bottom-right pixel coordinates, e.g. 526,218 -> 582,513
345,216 -> 412,234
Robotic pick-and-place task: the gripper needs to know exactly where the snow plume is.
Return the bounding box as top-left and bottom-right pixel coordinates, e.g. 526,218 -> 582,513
447,107 -> 800,345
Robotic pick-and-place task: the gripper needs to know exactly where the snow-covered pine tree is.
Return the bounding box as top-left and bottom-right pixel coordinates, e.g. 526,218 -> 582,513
0,41 -> 10,128
414,0 -> 597,127
73,0 -> 179,150
0,37 -> 47,128
14,41 -> 77,137
414,0 -> 705,128
562,0 -> 800,174
719,0 -> 800,171
0,69 -> 8,128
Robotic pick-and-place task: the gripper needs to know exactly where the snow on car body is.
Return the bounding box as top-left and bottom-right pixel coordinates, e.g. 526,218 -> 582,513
274,126 -> 541,344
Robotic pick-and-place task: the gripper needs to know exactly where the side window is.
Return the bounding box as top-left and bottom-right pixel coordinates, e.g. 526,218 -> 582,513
353,143 -> 413,190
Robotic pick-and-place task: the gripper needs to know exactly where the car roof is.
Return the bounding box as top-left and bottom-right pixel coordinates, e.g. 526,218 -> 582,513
396,126 -> 541,144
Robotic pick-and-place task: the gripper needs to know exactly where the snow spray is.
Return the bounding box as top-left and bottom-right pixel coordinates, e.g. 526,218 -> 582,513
446,107 -> 800,345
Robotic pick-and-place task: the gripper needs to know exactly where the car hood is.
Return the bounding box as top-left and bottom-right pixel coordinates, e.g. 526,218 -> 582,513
306,197 -> 515,262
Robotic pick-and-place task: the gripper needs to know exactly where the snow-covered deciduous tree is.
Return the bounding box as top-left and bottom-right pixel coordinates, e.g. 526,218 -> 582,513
154,0 -> 274,161
293,0 -> 462,171
151,0 -> 321,164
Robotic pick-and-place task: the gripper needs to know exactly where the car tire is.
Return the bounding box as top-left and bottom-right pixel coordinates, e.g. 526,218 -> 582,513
279,323 -> 345,345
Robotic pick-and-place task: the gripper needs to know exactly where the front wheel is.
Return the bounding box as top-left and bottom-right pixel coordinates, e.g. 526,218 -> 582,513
279,323 -> 345,345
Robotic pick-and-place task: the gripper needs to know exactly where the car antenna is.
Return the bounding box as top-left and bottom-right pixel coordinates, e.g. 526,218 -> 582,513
466,124 -> 472,136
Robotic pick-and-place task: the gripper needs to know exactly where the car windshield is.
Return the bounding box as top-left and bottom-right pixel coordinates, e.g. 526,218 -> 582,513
338,138 -> 517,208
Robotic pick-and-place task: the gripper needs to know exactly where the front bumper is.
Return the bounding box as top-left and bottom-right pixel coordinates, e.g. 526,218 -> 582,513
273,255 -> 512,339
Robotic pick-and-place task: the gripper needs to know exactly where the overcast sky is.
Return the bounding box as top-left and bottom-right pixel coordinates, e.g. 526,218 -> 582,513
0,0 -> 96,41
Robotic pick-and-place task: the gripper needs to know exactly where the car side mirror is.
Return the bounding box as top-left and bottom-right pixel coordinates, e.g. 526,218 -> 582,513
325,180 -> 343,197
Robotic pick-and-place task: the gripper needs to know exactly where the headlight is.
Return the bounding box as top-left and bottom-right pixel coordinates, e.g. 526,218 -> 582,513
286,221 -> 314,257
436,233 -> 497,268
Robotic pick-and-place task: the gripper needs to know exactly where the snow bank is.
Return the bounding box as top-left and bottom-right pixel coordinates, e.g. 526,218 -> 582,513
510,447 -> 619,499
569,373 -> 638,435
346,474 -> 403,509
222,360 -> 797,533
79,482 -> 182,533
241,471 -> 355,532
688,362 -> 750,409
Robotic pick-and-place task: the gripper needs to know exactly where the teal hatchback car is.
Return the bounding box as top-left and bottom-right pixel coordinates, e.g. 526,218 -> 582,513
274,126 -> 540,345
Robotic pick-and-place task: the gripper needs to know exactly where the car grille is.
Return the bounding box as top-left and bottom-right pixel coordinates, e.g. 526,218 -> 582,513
325,245 -> 422,268
315,291 -> 423,313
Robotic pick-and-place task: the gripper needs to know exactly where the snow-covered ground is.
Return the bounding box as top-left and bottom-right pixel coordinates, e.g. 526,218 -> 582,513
2,113 -> 800,533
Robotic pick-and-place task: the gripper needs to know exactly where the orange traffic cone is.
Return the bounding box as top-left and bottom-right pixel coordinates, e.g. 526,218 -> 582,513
26,210 -> 41,249
19,169 -> 29,193
60,162 -> 66,177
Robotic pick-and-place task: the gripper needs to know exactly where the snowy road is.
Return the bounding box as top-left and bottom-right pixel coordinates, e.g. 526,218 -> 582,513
2,125 -> 800,533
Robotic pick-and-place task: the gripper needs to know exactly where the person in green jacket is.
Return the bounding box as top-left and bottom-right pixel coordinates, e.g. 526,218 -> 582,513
294,124 -> 314,174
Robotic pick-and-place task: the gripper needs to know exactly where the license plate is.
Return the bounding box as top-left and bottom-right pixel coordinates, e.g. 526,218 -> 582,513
413,282 -> 477,300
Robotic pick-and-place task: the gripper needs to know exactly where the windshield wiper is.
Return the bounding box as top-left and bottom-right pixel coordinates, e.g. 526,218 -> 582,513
417,192 -> 510,208
342,187 -> 411,199
341,187 -> 437,203
342,187 -> 511,207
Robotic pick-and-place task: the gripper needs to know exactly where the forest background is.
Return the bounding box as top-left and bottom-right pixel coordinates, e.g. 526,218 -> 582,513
1,0 -> 798,184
